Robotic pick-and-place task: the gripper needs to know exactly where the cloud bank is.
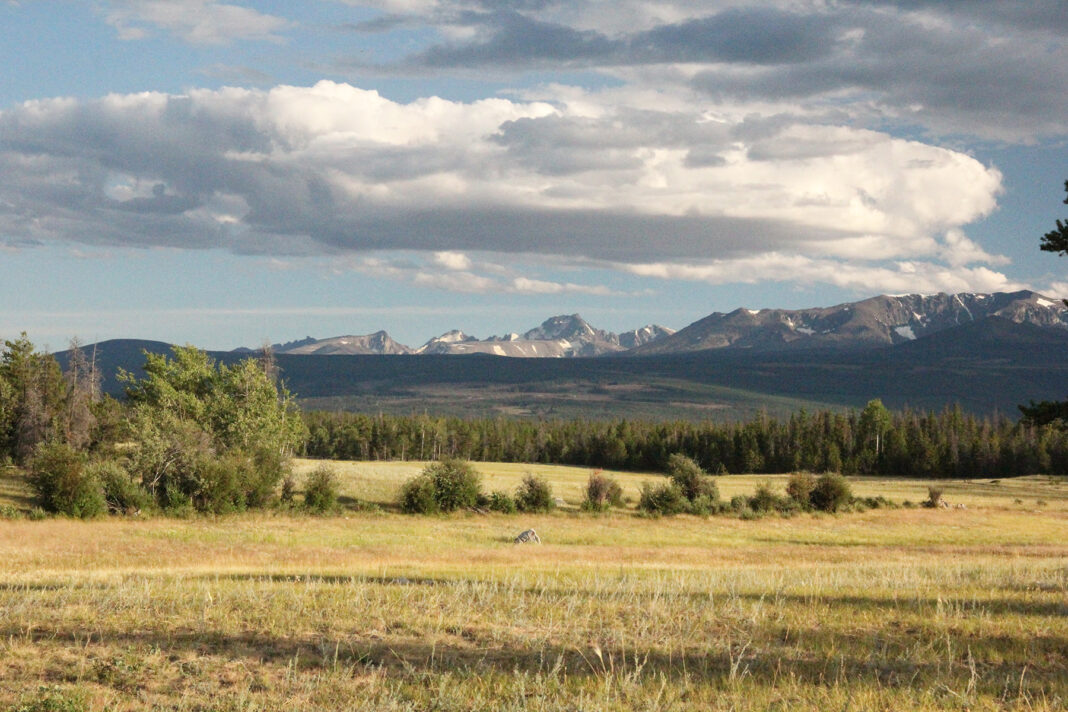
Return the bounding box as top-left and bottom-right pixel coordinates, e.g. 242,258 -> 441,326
5,0 -> 1066,296
0,80 -> 1008,293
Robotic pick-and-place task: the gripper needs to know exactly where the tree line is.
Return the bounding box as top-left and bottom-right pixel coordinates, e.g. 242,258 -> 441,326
302,401 -> 1068,478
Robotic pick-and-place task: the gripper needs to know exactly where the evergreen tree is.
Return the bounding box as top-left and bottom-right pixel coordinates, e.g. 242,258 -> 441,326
1039,179 -> 1068,256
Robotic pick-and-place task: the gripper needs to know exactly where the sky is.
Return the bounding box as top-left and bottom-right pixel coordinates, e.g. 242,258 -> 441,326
0,0 -> 1066,350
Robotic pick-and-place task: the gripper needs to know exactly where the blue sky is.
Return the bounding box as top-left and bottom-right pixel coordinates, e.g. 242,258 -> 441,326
0,1 -> 1065,350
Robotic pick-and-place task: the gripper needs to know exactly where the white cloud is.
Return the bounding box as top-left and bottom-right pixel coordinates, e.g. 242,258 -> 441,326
433,251 -> 472,270
624,254 -> 1028,295
101,0 -> 290,44
0,80 -> 1015,296
0,82 -> 1003,261
335,252 -> 625,295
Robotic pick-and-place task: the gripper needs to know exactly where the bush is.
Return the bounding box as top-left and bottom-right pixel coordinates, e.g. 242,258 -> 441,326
0,503 -> 22,520
689,493 -> 725,516
785,471 -> 817,506
194,454 -> 252,514
399,458 -> 483,514
748,482 -> 781,513
399,474 -> 438,514
28,442 -> 105,519
582,471 -> 624,512
810,472 -> 853,512
304,464 -> 340,513
487,490 -> 517,513
92,461 -> 152,515
428,458 -> 483,511
638,481 -> 689,516
515,473 -> 555,513
280,473 -> 297,504
666,454 -> 718,502
925,486 -> 943,508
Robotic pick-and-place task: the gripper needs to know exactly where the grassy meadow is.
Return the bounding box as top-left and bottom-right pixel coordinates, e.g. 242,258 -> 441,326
0,460 -> 1066,710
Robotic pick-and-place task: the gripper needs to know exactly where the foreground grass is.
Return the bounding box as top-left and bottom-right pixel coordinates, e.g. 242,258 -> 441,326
1,463 -> 1066,710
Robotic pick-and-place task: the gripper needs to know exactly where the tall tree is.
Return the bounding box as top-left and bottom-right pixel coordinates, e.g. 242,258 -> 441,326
1039,180 -> 1068,256
1020,179 -> 1068,424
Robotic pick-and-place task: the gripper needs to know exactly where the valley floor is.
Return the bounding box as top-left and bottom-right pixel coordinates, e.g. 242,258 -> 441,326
1,463 -> 1066,710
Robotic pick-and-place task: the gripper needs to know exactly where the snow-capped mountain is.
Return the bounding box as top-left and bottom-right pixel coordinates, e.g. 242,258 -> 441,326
630,290 -> 1068,355
414,315 -> 674,357
278,331 -> 412,355
246,291 -> 1067,359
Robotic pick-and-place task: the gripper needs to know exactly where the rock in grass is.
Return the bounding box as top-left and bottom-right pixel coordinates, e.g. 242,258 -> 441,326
514,528 -> 541,544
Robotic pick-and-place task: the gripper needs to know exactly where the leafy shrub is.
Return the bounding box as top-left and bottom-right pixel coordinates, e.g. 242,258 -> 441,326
689,493 -> 726,516
810,472 -> 852,512
91,461 -> 152,515
280,473 -> 297,504
429,458 -> 483,511
582,471 -> 624,511
304,464 -> 340,513
194,455 -> 252,514
666,454 -> 719,502
785,471 -> 817,506
399,458 -> 483,514
638,481 -> 689,516
487,490 -> 517,513
748,482 -> 781,513
29,442 -> 105,519
245,449 -> 290,509
515,473 -> 555,513
0,503 -> 22,519
399,474 -> 438,514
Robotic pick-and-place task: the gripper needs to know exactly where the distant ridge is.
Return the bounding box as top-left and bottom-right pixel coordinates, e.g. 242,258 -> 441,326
262,314 -> 675,358
629,290 -> 1068,355
234,290 -> 1067,359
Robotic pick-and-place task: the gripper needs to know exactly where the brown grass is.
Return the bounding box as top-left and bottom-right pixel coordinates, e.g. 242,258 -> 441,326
1,461 -> 1066,710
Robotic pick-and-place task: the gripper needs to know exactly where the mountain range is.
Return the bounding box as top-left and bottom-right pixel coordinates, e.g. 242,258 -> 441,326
242,290 -> 1067,358
250,315 -> 675,358
59,290 -> 1068,421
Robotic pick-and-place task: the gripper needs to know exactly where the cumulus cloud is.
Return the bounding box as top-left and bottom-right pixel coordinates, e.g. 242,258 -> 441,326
100,0 -> 290,44
0,81 -> 1005,271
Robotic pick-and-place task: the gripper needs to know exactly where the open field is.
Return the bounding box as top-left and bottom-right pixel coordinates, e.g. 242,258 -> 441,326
292,458 -> 1068,514
1,462 -> 1067,710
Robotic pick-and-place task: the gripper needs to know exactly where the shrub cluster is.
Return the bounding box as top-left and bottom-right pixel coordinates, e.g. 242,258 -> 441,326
639,454 -> 721,516
771,471 -> 856,513
399,458 -> 483,514
399,460 -> 559,515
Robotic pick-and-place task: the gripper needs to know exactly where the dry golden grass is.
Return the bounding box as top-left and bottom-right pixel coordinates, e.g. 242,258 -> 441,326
293,458 -> 1068,513
1,461 -> 1066,710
